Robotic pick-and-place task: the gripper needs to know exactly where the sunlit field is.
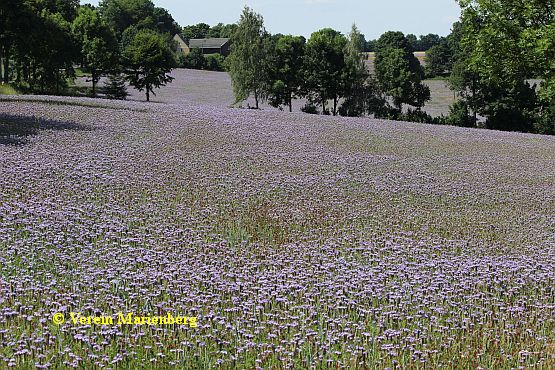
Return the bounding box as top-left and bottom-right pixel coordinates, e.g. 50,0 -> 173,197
1,93 -> 554,368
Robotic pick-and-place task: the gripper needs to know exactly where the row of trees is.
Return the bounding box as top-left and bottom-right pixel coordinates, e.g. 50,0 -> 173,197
0,0 -> 178,101
228,7 -> 431,120
228,4 -> 554,134
181,23 -> 238,43
366,33 -> 445,52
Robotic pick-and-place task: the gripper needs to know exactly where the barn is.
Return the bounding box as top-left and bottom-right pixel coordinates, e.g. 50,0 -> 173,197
188,38 -> 231,56
173,34 -> 190,55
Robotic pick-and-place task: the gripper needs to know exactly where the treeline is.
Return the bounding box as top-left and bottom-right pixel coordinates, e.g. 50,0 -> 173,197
0,0 -> 179,101
366,33 -> 445,53
228,8 -> 438,121
228,4 -> 554,134
181,23 -> 238,43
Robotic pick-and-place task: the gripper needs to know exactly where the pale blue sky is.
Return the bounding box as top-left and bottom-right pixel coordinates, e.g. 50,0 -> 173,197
81,0 -> 461,39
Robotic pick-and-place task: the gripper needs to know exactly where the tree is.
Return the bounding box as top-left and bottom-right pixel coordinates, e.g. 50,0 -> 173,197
227,6 -> 272,109
424,40 -> 453,78
374,31 -> 430,111
339,24 -> 371,117
33,11 -> 78,94
179,48 -> 206,70
181,23 -> 210,42
303,28 -> 347,115
122,29 -> 176,101
1,0 -> 80,92
207,23 -> 238,39
99,0 -> 155,36
267,35 -> 305,112
104,73 -> 128,99
447,100 -> 474,127
406,34 -> 418,51
99,0 -> 179,37
0,0 -> 29,83
72,7 -> 119,97
150,7 -> 180,35
453,0 -> 553,132
417,33 -> 442,51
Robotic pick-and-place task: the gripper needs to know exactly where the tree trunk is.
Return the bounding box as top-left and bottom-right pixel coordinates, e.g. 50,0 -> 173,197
471,77 -> 477,127
55,69 -> 60,95
91,69 -> 97,98
333,96 -> 338,116
3,46 -> 10,83
146,87 -> 150,102
288,92 -> 292,112
0,45 -> 3,82
254,92 -> 259,109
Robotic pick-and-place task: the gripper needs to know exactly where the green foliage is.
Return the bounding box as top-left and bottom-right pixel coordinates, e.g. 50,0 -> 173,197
181,23 -> 210,42
453,0 -> 554,133
227,7 -> 272,108
425,40 -> 453,78
375,31 -> 430,110
339,24 -> 376,117
447,100 -> 474,127
180,48 -> 206,70
402,108 -> 446,124
103,73 -> 128,99
375,47 -> 429,110
207,23 -> 238,39
303,28 -> 347,115
98,0 -> 179,37
0,84 -> 19,95
32,10 -> 78,93
122,29 -> 176,101
205,54 -> 226,72
415,33 -> 443,51
301,102 -> 319,114
404,33 -> 444,52
72,7 -> 118,97
534,104 -> 555,135
480,80 -> 538,132
179,50 -> 226,72
267,35 -> 305,112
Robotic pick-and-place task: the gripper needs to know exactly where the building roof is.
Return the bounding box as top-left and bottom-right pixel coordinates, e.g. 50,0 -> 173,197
189,38 -> 230,49
173,34 -> 188,47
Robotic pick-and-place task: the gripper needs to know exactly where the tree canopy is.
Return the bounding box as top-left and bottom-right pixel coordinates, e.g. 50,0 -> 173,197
452,0 -> 554,133
375,31 -> 430,111
227,7 -> 272,109
303,28 -> 348,115
122,28 -> 176,101
267,35 -> 306,112
73,6 -> 118,96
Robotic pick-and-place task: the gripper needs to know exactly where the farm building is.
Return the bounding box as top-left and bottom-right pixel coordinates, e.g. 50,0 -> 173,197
188,38 -> 231,56
173,34 -> 190,55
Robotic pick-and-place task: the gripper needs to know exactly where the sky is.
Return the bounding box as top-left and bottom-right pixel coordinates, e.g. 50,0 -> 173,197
81,0 -> 461,39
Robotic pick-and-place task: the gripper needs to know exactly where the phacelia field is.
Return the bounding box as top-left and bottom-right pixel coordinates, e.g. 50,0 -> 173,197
1,94 -> 555,369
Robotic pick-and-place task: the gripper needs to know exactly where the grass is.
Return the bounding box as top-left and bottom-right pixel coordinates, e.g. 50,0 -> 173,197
0,84 -> 20,95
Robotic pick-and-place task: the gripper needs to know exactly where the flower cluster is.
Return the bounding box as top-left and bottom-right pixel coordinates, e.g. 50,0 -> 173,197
1,94 -> 554,368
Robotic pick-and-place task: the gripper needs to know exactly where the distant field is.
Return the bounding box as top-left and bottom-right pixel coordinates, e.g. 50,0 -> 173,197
115,68 -> 456,117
